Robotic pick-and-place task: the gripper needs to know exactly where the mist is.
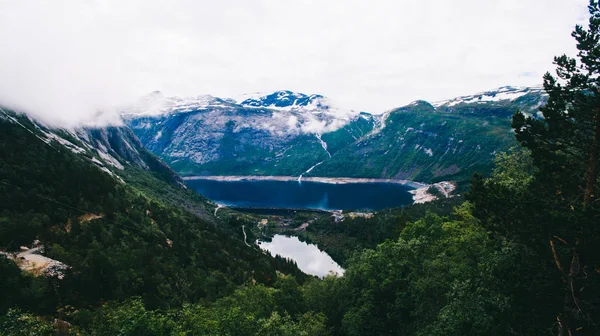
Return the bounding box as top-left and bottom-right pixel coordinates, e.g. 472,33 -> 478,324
0,0 -> 589,127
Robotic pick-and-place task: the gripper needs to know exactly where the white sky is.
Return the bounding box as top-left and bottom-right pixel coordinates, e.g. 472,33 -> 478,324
0,0 -> 590,126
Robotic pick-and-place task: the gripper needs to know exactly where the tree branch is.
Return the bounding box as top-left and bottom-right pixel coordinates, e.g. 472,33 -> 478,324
549,238 -> 567,278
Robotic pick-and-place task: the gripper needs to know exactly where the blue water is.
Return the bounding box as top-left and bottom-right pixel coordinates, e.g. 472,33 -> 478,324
185,179 -> 415,211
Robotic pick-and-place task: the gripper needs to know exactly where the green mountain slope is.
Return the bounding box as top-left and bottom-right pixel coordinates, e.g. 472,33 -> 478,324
308,88 -> 546,182
0,110 -> 303,314
310,102 -> 510,181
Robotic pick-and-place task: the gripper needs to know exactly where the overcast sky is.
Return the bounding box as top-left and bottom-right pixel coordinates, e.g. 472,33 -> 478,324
0,0 -> 590,126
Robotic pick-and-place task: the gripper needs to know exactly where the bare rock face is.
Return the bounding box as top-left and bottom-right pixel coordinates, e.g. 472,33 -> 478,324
2,244 -> 69,279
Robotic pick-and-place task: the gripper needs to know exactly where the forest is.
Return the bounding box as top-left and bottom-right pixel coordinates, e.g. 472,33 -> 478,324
1,2 -> 600,335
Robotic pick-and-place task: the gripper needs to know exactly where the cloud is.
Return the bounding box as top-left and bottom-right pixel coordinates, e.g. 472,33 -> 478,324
300,116 -> 347,135
286,115 -> 299,132
0,0 -> 590,126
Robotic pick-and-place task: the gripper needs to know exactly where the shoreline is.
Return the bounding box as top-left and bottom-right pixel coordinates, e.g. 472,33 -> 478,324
182,175 -> 428,189
409,181 -> 457,204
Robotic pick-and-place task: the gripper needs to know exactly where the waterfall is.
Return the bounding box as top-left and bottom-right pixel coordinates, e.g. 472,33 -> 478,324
298,161 -> 323,183
315,134 -> 331,158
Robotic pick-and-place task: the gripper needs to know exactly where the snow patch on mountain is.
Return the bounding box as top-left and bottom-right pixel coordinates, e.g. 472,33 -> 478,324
432,86 -> 544,107
122,91 -> 234,117
124,90 -> 359,137
235,90 -> 358,134
237,90 -> 326,110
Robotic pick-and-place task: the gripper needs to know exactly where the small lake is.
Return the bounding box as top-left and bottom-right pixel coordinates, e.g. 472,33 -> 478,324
258,235 -> 344,278
185,179 -> 415,211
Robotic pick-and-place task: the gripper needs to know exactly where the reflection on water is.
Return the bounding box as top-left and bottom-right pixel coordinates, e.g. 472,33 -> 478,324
258,235 -> 344,278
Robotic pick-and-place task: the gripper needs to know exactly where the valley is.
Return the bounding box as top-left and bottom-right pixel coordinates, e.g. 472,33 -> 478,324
2,1 -> 599,334
1,78 -> 598,335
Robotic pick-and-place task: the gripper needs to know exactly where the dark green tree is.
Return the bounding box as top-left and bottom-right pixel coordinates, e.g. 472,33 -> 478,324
513,1 -> 600,208
510,2 -> 600,333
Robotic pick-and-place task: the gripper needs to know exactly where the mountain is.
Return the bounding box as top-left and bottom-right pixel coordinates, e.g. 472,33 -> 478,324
432,85 -> 545,113
237,90 -> 327,109
1,107 -> 181,183
310,86 -> 547,181
123,90 -> 367,177
0,107 -> 304,313
124,86 -> 546,182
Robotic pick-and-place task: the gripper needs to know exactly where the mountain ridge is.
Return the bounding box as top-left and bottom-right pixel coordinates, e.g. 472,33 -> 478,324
1,106 -> 183,187
123,86 -> 546,182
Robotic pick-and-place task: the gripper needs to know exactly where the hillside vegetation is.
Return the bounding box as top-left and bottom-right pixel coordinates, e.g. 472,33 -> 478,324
0,112 -> 303,317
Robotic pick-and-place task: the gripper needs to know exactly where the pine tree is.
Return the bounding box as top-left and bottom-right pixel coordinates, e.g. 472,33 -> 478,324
512,1 -> 600,334
513,2 -> 600,208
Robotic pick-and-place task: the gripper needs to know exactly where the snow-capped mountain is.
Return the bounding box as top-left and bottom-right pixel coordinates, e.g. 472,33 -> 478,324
124,86 -> 547,182
311,86 -> 547,181
238,90 -> 328,110
432,86 -> 546,110
121,90 -> 368,177
122,91 -> 237,117
125,90 -> 357,135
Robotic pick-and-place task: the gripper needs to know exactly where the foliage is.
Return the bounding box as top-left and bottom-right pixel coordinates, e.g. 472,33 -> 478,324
300,205 -> 524,335
297,196 -> 463,266
77,283 -> 329,336
0,309 -> 54,336
507,3 -> 600,333
0,113 -> 301,316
